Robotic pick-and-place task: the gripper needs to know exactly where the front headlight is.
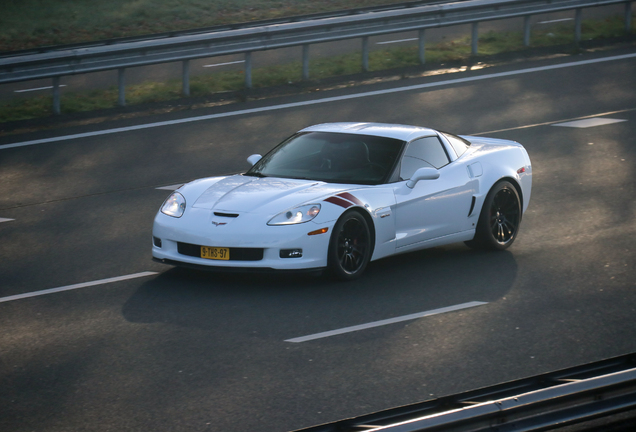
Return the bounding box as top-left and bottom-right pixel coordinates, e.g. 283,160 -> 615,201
268,204 -> 321,226
161,192 -> 186,218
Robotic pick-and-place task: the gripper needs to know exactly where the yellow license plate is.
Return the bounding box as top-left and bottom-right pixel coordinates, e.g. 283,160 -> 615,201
201,246 -> 230,260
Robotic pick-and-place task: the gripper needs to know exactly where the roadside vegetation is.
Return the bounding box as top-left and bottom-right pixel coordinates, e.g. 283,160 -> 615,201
0,3 -> 634,124
0,0 -> 413,52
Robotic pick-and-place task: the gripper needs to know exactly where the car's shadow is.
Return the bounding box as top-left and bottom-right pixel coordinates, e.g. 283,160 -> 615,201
122,245 -> 518,340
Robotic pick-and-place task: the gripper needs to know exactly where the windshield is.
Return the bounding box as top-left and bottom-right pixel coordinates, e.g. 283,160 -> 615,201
245,132 -> 405,185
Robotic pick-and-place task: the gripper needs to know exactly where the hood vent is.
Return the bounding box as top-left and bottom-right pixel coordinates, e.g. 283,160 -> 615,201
214,212 -> 239,218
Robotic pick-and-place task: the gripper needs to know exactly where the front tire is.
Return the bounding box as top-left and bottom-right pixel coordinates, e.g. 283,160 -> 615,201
328,211 -> 372,281
467,180 -> 521,250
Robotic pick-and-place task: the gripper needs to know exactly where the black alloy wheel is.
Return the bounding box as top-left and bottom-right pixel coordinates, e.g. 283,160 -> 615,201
468,180 -> 521,250
328,211 -> 372,280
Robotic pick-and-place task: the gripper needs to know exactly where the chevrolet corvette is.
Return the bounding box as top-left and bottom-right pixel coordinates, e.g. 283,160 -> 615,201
152,122 -> 532,280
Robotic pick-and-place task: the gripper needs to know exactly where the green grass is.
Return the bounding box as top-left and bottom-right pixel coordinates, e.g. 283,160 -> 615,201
0,0 -> 412,52
0,14 -> 633,124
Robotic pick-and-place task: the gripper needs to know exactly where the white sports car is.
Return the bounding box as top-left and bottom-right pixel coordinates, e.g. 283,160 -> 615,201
152,123 -> 532,280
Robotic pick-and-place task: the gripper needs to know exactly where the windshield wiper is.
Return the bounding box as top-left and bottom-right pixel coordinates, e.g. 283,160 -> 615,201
244,172 -> 268,178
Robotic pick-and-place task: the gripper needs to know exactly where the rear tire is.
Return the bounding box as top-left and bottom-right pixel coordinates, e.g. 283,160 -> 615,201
328,211 -> 371,281
466,180 -> 521,250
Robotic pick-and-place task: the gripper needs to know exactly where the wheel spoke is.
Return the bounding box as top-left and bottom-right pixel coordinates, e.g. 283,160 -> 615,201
503,219 -> 516,233
503,225 -> 510,241
341,253 -> 353,270
349,253 -> 359,269
351,245 -> 366,256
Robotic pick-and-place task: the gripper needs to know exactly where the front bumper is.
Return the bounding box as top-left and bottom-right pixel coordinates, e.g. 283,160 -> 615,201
151,208 -> 333,271
152,257 -> 325,274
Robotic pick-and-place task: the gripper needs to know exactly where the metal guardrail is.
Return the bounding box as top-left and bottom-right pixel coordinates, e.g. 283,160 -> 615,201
293,353 -> 636,432
0,0 -> 633,114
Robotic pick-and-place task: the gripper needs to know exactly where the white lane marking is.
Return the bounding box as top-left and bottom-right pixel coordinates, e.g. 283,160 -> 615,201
377,37 -> 418,45
285,301 -> 487,343
0,271 -> 158,304
472,108 -> 635,135
2,52 -> 636,151
15,85 -> 67,93
0,217 -> 14,223
203,60 -> 245,68
538,18 -> 574,24
552,117 -> 627,128
156,184 -> 184,190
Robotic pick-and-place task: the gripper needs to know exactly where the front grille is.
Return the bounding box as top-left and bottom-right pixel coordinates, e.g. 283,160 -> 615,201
177,242 -> 264,261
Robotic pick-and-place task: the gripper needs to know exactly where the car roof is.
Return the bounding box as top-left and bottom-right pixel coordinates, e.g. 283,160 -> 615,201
300,122 -> 438,142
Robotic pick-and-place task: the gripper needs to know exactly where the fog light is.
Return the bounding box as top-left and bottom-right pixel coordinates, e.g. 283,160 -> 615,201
280,249 -> 303,258
153,237 -> 162,248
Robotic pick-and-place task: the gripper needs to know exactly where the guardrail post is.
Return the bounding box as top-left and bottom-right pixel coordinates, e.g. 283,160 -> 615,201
245,52 -> 252,89
52,76 -> 61,115
418,29 -> 426,64
118,68 -> 126,106
575,8 -> 582,43
302,44 -> 310,80
626,2 -> 633,33
524,16 -> 532,46
471,22 -> 479,55
182,60 -> 190,96
362,36 -> 369,72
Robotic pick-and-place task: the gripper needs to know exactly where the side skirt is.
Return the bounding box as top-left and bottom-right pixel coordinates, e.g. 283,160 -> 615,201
392,230 -> 476,256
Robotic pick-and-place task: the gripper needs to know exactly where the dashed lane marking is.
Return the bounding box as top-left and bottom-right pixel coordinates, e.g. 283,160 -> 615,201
0,218 -> 14,223
552,117 -> 627,128
0,271 -> 158,304
472,108 -> 635,136
285,301 -> 488,343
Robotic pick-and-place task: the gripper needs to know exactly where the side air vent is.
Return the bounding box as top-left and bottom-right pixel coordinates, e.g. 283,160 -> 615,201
214,212 -> 239,218
468,196 -> 476,217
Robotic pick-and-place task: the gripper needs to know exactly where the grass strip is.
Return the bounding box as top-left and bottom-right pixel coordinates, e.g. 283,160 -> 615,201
0,0 -> 417,52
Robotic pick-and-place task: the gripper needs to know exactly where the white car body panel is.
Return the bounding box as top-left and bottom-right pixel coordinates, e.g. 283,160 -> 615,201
393,161 -> 476,249
152,123 -> 532,274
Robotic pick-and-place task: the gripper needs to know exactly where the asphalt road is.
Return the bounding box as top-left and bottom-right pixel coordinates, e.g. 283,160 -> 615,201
1,47 -> 635,432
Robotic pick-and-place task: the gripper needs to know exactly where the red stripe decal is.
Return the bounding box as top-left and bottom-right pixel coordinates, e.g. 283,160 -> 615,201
338,192 -> 364,207
324,196 -> 353,208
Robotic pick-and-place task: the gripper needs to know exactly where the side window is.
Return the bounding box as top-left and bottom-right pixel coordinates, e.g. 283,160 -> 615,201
442,132 -> 470,158
400,136 -> 450,179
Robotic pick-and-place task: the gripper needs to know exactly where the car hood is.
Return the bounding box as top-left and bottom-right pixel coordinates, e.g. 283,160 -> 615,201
191,175 -> 342,214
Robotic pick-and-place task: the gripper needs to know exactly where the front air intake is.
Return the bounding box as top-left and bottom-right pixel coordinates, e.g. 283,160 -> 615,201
214,212 -> 239,218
